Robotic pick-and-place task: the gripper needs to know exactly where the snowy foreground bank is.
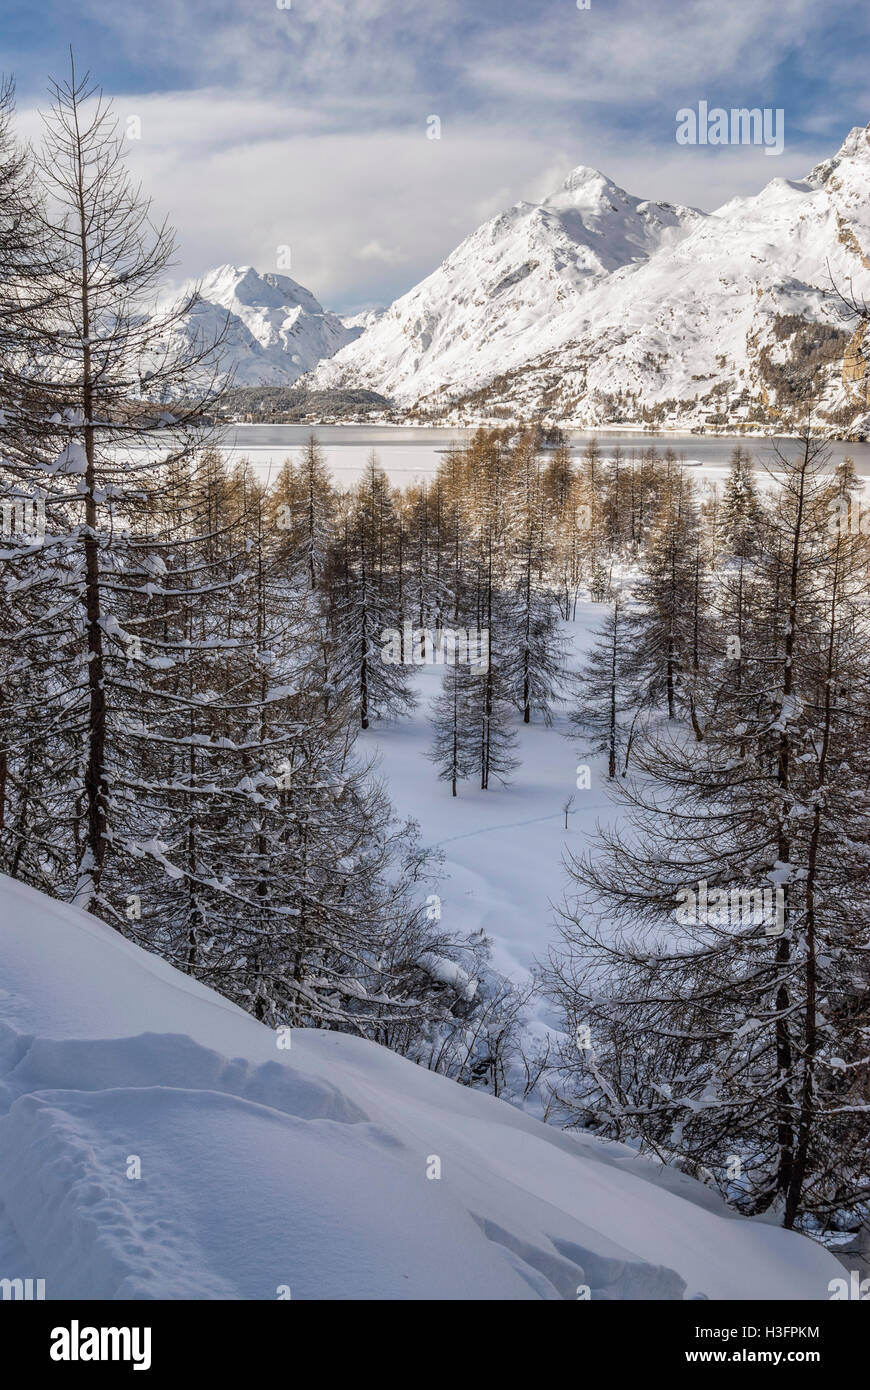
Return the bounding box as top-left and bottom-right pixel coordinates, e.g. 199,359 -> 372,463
0,875 -> 842,1300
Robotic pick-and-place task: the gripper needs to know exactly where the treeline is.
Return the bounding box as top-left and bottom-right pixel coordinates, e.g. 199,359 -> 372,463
212,384 -> 393,423
306,426 -> 696,794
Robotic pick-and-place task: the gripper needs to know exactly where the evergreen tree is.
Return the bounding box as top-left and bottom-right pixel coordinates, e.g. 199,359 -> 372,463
328,453 -> 415,728
511,427 -> 566,723
718,445 -> 763,558
628,465 -> 708,720
569,596 -> 635,779
271,432 -> 334,589
428,655 -> 489,796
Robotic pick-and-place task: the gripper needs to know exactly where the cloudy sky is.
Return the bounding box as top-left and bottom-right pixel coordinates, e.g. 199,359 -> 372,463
5,0 -> 870,312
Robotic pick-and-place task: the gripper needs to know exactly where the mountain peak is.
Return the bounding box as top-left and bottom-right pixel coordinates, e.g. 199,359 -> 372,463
561,164 -> 611,192
543,165 -> 625,209
159,263 -> 356,388
807,122 -> 870,186
199,262 -> 254,292
197,263 -> 322,315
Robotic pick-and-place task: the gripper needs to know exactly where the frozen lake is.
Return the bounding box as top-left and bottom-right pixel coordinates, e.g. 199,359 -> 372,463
220,423 -> 870,487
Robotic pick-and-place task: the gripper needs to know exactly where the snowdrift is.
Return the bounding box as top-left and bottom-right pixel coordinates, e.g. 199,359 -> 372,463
0,875 -> 843,1300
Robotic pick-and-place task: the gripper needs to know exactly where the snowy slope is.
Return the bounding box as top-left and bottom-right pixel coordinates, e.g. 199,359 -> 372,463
340,306 -> 387,337
306,126 -> 870,425
158,264 -> 357,387
516,125 -> 870,426
308,167 -> 702,406
0,872 -> 844,1299
361,609 -> 605,996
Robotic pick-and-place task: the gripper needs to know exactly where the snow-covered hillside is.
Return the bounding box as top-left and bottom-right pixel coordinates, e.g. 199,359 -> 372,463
158,264 -> 357,387
0,872 -> 844,1299
306,125 -> 870,428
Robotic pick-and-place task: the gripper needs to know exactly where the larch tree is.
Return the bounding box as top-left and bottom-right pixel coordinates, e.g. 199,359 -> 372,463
0,60 -> 225,909
568,595 -> 636,780
328,452 -> 415,728
510,426 -> 566,724
544,426 -> 870,1234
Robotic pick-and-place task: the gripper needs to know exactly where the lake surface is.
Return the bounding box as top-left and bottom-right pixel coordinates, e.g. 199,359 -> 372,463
221,423 -> 870,486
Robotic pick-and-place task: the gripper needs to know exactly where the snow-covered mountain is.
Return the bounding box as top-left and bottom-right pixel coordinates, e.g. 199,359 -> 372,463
162,264 -> 357,387
307,166 -> 703,408
306,126 -> 870,428
0,873 -> 842,1299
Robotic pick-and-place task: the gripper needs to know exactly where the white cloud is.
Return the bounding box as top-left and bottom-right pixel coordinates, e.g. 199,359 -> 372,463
17,83 -> 844,314
357,240 -> 406,264
463,0 -> 824,105
18,87 -> 578,310
11,0 -> 866,312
